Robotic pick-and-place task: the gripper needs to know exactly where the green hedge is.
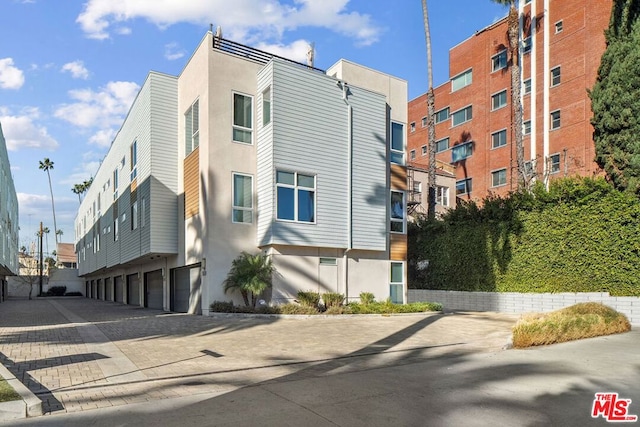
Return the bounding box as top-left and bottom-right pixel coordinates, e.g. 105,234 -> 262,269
409,177 -> 640,296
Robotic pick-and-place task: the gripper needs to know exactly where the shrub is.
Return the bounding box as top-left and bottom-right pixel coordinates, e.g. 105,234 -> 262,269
322,292 -> 344,308
297,291 -> 320,308
512,302 -> 631,348
278,304 -> 320,315
324,305 -> 352,315
348,301 -> 442,314
47,286 -> 66,296
64,291 -> 83,296
359,292 -> 375,305
210,301 -> 236,313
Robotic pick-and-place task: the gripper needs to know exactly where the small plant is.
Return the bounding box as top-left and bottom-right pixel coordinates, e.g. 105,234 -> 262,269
278,304 -> 320,315
297,291 -> 320,308
210,301 -> 236,313
359,292 -> 375,305
348,301 -> 442,314
47,286 -> 66,296
223,252 -> 274,307
324,305 -> 352,315
322,292 -> 344,308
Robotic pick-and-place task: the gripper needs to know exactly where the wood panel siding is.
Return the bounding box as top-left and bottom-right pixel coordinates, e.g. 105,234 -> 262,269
390,234 -> 407,261
391,164 -> 407,191
184,147 -> 200,219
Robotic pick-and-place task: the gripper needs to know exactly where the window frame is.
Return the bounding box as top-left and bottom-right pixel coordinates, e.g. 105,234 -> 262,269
421,116 -> 427,127
390,190 -> 406,234
522,37 -> 532,54
409,149 -> 416,161
551,66 -> 561,87
550,153 -> 561,174
130,140 -> 137,182
491,50 -> 508,72
185,99 -> 200,155
232,91 -> 254,145
452,141 -> 473,162
410,122 -> 416,133
551,110 -> 561,130
262,87 -> 271,127
555,20 -> 563,33
276,170 -> 316,223
113,168 -> 119,202
435,107 -> 450,124
436,186 -> 449,207
491,89 -> 508,111
456,178 -> 472,195
389,262 -> 404,304
491,129 -> 508,149
524,78 -> 532,95
435,137 -> 450,153
421,145 -> 427,156
491,168 -> 508,187
523,120 -> 532,135
390,121 -> 405,165
131,200 -> 138,231
451,105 -> 473,127
232,172 -> 254,224
451,69 -> 472,92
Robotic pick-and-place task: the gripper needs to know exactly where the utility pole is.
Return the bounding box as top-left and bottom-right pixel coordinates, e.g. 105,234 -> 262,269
39,222 -> 43,296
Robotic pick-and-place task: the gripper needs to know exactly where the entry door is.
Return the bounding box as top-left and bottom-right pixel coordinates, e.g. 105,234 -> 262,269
126,274 -> 140,306
144,270 -> 164,310
114,276 -> 124,303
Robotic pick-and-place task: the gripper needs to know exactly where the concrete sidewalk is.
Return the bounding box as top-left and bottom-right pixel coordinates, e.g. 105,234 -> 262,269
1,298 -> 638,426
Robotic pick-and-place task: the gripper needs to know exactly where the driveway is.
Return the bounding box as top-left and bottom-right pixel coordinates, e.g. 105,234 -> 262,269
0,298 -> 637,426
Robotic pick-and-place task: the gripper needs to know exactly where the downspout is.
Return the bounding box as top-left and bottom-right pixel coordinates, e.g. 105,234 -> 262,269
543,0 -> 551,187
339,81 -> 353,301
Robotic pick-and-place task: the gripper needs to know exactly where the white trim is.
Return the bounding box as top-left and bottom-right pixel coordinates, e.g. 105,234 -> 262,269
231,172 -> 254,224
231,91 -> 254,145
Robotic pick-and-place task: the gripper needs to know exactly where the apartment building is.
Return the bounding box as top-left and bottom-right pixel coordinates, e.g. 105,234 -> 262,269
75,32 -> 408,314
408,0 -> 610,202
0,123 -> 19,302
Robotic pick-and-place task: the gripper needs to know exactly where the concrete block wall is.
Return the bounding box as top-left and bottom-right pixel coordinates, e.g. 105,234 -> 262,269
409,290 -> 640,325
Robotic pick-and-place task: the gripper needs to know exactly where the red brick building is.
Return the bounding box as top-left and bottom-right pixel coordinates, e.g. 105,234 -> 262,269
408,0 -> 611,202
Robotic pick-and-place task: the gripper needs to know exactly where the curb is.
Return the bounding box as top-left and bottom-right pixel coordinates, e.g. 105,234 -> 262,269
208,311 -> 444,319
0,362 -> 43,420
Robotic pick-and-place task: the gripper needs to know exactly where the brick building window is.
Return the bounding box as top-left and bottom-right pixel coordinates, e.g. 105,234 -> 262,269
436,137 -> 449,153
492,50 -> 507,72
555,21 -> 563,33
492,168 -> 507,187
524,78 -> 532,95
550,153 -> 561,173
452,141 -> 473,162
452,106 -> 472,126
435,107 -> 449,123
523,120 -> 532,135
491,90 -> 507,110
551,66 -> 561,86
456,178 -> 472,195
421,145 -> 427,155
551,110 -> 561,130
491,129 -> 507,148
451,69 -> 472,92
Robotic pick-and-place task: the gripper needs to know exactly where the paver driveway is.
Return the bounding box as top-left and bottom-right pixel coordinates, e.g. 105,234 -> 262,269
0,297 -> 516,415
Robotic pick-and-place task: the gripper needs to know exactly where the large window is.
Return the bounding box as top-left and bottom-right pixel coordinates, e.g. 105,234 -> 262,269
492,129 -> 507,148
436,186 -> 449,207
276,171 -> 315,222
451,69 -> 472,92
435,107 -> 449,123
390,262 -> 404,304
185,99 -> 199,155
456,178 -> 472,195
436,137 -> 449,153
390,191 -> 406,233
391,122 -> 405,165
130,140 -> 137,182
491,90 -> 507,110
492,168 -> 507,187
233,93 -> 253,144
232,173 -> 253,223
492,50 -> 508,72
452,141 -> 473,162
262,87 -> 271,126
452,106 -> 472,126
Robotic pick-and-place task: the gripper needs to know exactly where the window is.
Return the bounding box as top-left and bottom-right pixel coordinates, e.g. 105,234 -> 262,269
410,122 -> 416,132
436,137 -> 450,153
523,120 -> 532,135
492,50 -> 507,72
522,37 -> 532,54
185,99 -> 199,155
113,219 -> 118,242
390,122 -> 405,165
390,262 -> 404,304
421,117 -> 427,127
492,168 -> 507,187
551,66 -> 561,86
233,93 -> 253,144
451,69 -> 472,92
320,257 -> 337,266
421,145 -> 427,156
131,200 -> 138,230
436,186 -> 449,207
435,107 -> 449,123
525,160 -> 534,177
555,20 -> 563,33
262,87 -> 271,126
550,153 -> 561,173
390,191 -> 406,233
491,90 -> 507,110
456,178 -> 472,195
524,78 -> 532,95
232,173 -> 253,223
551,110 -> 561,129
492,129 -> 507,148
413,181 -> 422,193
409,149 -> 416,161
141,197 -> 146,228
130,140 -> 137,182
452,141 -> 473,162
452,106 -> 472,126
276,171 -> 315,222
113,168 -> 118,201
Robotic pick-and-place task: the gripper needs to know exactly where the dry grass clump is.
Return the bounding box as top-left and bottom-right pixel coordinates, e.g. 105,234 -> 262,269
512,302 -> 631,348
0,379 -> 21,402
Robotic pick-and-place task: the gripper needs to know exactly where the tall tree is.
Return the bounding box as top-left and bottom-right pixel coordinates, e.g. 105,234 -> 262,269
421,0 -> 437,219
72,183 -> 84,204
492,0 -> 526,189
39,158 -> 59,247
590,0 -> 640,194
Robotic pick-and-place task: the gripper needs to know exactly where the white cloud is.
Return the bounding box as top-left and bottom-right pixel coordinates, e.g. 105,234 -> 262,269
53,81 -> 139,144
61,60 -> 90,80
0,108 -> 59,151
164,42 -> 186,61
76,0 -> 380,46
255,40 -> 313,64
0,58 -> 25,90
59,160 -> 101,186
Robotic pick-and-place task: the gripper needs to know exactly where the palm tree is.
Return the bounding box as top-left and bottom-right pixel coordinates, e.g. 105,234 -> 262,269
421,0 -> 437,219
39,158 -> 59,247
72,183 -> 84,204
492,0 -> 526,189
223,252 -> 274,307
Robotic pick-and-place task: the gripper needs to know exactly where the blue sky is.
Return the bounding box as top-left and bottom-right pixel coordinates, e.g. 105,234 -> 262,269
0,0 -> 507,251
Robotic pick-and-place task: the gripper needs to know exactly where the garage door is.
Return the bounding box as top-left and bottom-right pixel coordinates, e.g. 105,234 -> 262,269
114,276 -> 124,303
105,277 -> 112,301
126,274 -> 140,306
97,279 -> 104,300
91,280 -> 97,299
170,264 -> 201,314
144,270 -> 163,310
